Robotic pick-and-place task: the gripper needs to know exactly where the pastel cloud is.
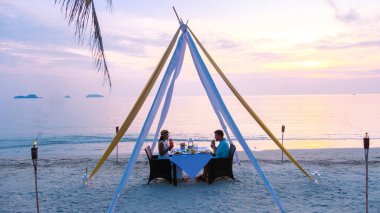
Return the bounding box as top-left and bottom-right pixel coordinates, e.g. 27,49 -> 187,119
1,0 -> 380,97
324,0 -> 360,23
315,40 -> 380,50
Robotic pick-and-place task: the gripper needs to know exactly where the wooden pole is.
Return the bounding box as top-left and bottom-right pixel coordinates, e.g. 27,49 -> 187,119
364,132 -> 369,213
31,144 -> 39,213
281,125 -> 285,165
116,126 -> 119,165
89,27 -> 181,179
366,151 -> 368,213
34,167 -> 39,213
188,27 -> 311,180
172,6 -> 181,23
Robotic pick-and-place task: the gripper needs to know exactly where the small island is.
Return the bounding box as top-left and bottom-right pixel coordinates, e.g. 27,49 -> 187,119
14,94 -> 42,99
64,95 -> 72,98
86,94 -> 104,98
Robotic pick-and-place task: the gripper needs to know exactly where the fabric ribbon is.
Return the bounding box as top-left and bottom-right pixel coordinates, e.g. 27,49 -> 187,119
185,32 -> 285,213
108,33 -> 186,213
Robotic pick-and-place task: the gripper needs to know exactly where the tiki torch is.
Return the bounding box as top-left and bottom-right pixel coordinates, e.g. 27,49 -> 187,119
31,141 -> 40,213
364,132 -> 369,213
281,125 -> 285,164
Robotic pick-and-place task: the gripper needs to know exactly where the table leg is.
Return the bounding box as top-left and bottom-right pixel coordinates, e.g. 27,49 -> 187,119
173,163 -> 177,186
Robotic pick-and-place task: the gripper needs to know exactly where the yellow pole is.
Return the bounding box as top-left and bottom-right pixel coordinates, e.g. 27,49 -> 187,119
89,28 -> 181,178
188,27 -> 311,179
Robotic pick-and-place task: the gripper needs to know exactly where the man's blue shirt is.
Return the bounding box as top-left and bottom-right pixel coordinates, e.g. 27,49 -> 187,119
215,138 -> 229,158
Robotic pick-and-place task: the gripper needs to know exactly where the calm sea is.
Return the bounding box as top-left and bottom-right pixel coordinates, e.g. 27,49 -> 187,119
1,94 -> 379,151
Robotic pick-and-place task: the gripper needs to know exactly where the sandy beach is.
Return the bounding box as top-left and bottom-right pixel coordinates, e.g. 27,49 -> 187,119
1,144 -> 379,212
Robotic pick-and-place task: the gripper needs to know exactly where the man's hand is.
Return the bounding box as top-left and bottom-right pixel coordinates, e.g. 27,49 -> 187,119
211,139 -> 217,154
211,139 -> 216,148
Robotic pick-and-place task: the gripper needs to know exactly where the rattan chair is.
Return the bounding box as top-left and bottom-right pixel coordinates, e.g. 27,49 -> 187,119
207,143 -> 236,184
144,146 -> 172,184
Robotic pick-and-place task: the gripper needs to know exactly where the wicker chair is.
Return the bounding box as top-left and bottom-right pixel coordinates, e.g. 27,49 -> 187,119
144,146 -> 172,184
145,146 -> 158,159
207,143 -> 236,184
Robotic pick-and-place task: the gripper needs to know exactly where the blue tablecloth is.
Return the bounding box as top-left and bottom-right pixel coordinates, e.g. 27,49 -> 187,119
170,148 -> 212,178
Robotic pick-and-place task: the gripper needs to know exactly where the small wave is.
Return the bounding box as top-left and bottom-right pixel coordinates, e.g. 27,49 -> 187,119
0,134 -> 378,149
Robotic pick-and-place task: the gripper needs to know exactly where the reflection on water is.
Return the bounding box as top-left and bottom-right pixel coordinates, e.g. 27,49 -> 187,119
0,94 -> 379,150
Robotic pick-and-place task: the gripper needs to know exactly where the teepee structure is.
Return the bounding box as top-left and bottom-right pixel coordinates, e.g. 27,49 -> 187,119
89,13 -> 311,213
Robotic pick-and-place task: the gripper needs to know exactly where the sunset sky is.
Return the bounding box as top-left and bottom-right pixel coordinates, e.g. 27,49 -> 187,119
1,0 -> 379,98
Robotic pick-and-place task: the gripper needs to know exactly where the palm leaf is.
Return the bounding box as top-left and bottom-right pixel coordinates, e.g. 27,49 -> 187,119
55,0 -> 112,88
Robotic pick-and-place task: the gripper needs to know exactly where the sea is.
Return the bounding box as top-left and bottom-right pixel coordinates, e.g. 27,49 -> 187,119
1,94 -> 379,155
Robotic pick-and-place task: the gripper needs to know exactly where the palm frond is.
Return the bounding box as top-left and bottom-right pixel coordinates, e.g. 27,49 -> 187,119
55,0 -> 113,88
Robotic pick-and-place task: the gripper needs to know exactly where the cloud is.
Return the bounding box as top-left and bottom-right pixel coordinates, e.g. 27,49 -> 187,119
212,39 -> 241,49
324,0 -> 360,23
294,69 -> 380,79
106,33 -> 172,57
0,3 -> 16,18
249,52 -> 285,62
292,30 -> 380,51
0,39 -> 93,76
368,69 -> 380,74
312,39 -> 380,50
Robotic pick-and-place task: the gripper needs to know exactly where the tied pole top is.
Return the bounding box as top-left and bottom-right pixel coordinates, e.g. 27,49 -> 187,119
172,6 -> 182,24
172,7 -> 188,32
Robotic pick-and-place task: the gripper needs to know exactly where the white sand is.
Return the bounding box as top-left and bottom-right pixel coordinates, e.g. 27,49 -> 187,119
1,145 -> 379,212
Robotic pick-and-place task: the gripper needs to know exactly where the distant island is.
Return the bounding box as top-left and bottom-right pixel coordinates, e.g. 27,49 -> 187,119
14,94 -> 41,99
64,95 -> 72,98
86,94 -> 104,98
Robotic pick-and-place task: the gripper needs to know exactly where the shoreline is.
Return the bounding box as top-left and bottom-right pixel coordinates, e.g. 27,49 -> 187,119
2,146 -> 379,164
1,140 -> 380,160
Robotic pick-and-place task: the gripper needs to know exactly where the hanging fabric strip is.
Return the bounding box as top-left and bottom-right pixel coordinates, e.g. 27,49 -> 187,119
188,27 -> 310,180
185,32 -> 286,212
108,34 -> 187,213
181,56 -> 239,164
151,35 -> 187,152
214,109 -> 240,164
89,28 -> 181,179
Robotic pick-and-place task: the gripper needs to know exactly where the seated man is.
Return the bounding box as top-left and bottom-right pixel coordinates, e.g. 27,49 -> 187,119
197,129 -> 229,181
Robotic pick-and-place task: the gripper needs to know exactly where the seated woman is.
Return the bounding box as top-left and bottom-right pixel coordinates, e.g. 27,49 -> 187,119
158,130 -> 183,180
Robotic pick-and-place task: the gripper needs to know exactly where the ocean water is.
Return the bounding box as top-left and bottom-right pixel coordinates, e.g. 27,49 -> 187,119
1,94 -> 379,151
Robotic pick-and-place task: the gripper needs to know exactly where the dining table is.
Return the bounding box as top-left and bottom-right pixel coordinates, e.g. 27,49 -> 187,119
170,147 -> 212,186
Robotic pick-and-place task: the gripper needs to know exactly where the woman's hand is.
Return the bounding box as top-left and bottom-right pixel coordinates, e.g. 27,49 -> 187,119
169,139 -> 174,150
169,144 -> 174,150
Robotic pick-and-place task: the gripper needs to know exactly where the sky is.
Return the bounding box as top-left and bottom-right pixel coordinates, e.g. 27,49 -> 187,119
0,0 -> 379,98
